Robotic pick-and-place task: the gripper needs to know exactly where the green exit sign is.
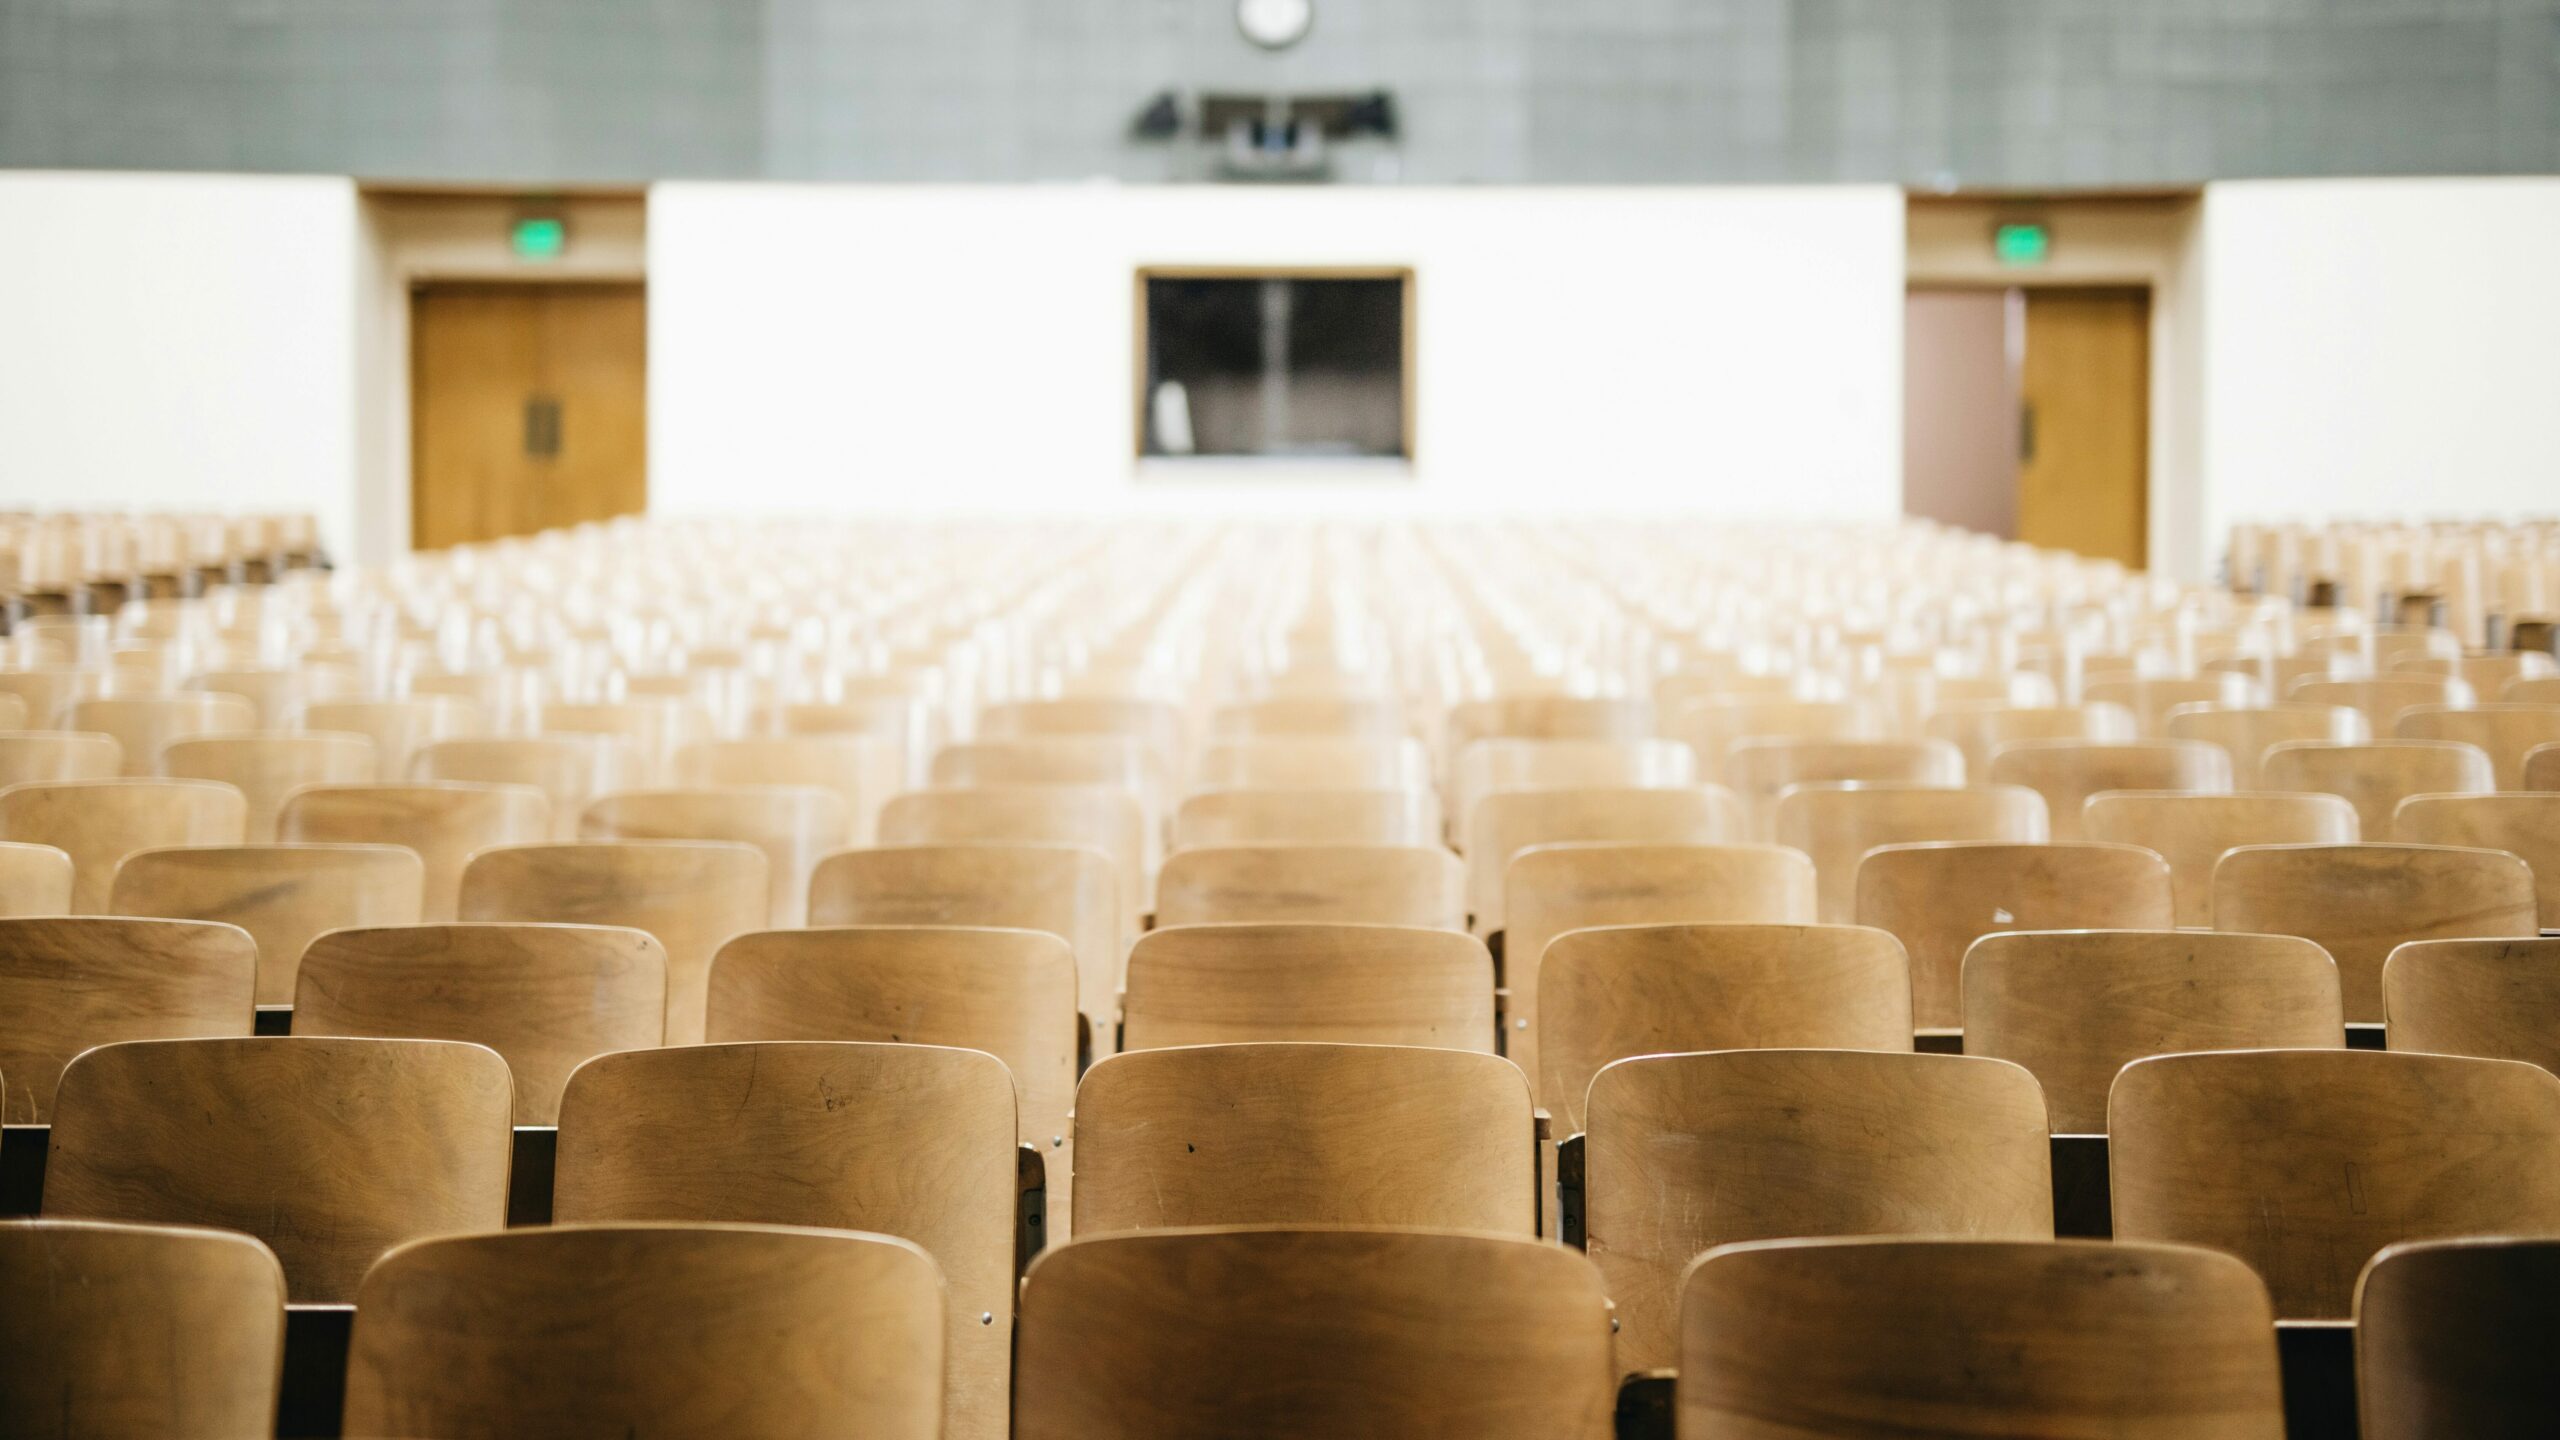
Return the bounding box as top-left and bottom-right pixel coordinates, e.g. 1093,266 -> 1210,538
1993,221 -> 2051,266
510,215 -> 567,261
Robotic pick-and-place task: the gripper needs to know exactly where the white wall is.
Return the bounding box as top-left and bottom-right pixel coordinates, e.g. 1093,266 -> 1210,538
0,172 -> 360,557
2201,178 -> 2560,549
650,184 -> 1907,518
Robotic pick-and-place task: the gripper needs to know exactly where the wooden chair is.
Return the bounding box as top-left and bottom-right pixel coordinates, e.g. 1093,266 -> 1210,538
2393,703 -> 2560,790
1448,695 -> 1649,754
2109,1048 -> 2560,1318
0,1219 -> 287,1440
1122,922 -> 1493,1052
0,669 -> 103,730
1670,699 -> 1881,774
295,923 -> 664,1124
2085,673 -> 2264,734
43,1036 -> 513,1302
1540,922 -> 1911,1133
2533,740 -> 2560,790
412,734 -> 636,840
982,696 -> 1183,756
277,781 -> 547,922
0,916 -> 253,1122
1721,738 -> 1963,839
2291,675 -> 2475,734
2212,843 -> 2537,1023
305,697 -> 484,782
2393,793 -> 2560,926
2163,701 -> 2370,788
1774,782 -> 2051,923
2262,739 -> 2495,837
1505,843 -> 1817,1101
807,845 -> 1122,1058
538,699 -> 708,785
1208,696 -> 1408,739
931,737 -> 1158,809
554,1042 -> 1014,1440
1172,787 -> 1440,849
1464,786 -> 1744,935
65,695 -> 256,776
0,728 -> 122,785
2384,937 -> 2560,1076
1965,930 -> 2343,1132
1681,1237 -> 2284,1439
2083,791 -> 2361,925
2356,1236 -> 2560,1440
1984,739 -> 2233,840
760,696 -> 936,786
675,734 -> 898,843
1924,702 -> 2136,776
1016,1227 -> 1613,1440
158,731 -> 375,841
0,839 -> 72,917
0,692 -> 22,729
109,844 -> 425,1005
458,841 -> 765,1048
343,1224 -> 943,1440
881,786 -> 1149,922
0,778 -> 246,912
1193,736 -> 1429,791
1154,844 -> 1464,929
1450,737 -> 1697,839
1586,1049 -> 2051,1372
1071,1042 -> 1534,1236
581,787 -> 845,927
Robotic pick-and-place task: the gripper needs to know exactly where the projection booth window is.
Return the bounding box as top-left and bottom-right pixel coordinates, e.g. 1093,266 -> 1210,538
1138,269 -> 1412,460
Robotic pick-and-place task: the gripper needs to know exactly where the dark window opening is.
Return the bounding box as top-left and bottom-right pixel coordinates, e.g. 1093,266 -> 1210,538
1141,274 -> 1408,459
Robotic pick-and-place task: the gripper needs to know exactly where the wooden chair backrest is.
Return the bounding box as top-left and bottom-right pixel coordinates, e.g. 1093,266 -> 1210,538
2395,704 -> 2560,789
2082,791 -> 2360,926
1983,739 -> 2233,841
1923,702 -> 2137,775
109,844 -> 424,1005
1173,787 -> 1440,850
2384,937 -> 2560,1078
537,699 -> 707,783
1123,922 -> 1493,1053
1448,695 -> 1650,754
411,734 -> 635,840
0,916 -> 253,1122
880,786 -> 1148,920
1464,786 -> 1745,934
1721,738 -> 1963,839
0,779 -> 246,913
931,737 -> 1155,796
674,734 -> 898,843
158,732 -> 375,841
2392,793 -> 2560,927
64,695 -> 256,776
1673,699 -> 1882,773
1154,844 -> 1464,929
0,729 -> 122,785
1194,737 -> 1429,791
1774,783 -> 2052,924
277,782 -> 547,922
2162,702 -> 2370,788
2211,843 -> 2537,1023
2356,1236 -> 2560,1440
0,838 -> 72,917
1208,696 -> 1407,739
2085,673 -> 2264,733
2289,676 -> 2475,734
304,698 -> 484,782
2532,741 -> 2560,789
580,786 -> 845,927
2262,740 -> 2494,836
0,669 -> 103,730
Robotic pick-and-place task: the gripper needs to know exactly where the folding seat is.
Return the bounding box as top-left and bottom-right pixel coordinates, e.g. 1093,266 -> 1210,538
1585,1049 -> 2050,1372
1681,1237 -> 2284,1438
1964,930 -> 2342,1132
675,735 -> 896,846
1447,694 -> 1649,755
1208,695 -> 1407,739
2084,673 -> 2264,734
0,840 -> 71,917
413,734 -> 638,839
183,666 -> 359,728
932,736 -> 1159,807
2081,790 -> 2358,925
2212,843 -> 2536,1023
2509,676 -> 2560,706
278,782 -> 547,921
303,697 -> 485,782
1154,844 -> 1463,929
1071,1042 -> 1533,1236
538,699 -> 709,785
759,697 -> 937,787
1720,737 -> 1962,839
344,1224 -> 943,1440
882,786 -> 1150,922
0,693 -> 21,729
43,1035 -> 512,1301
581,787 -> 845,927
1193,736 -> 1429,791
65,694 -> 255,776
2290,675 -> 2474,735
2397,650 -> 2557,694
2261,739 -> 2493,836
0,778 -> 246,912
1449,737 -> 1696,840
2384,936 -> 2560,1076
0,916 -> 252,1122
2356,1236 -> 2560,1440
1984,739 -> 2231,841
0,728 -> 121,785
2163,701 -> 2368,788
1015,1228 -> 1614,1440
2392,793 -> 2560,925
0,669 -> 103,731
554,1043 -> 1014,1440
110,844 -> 424,1004
1465,786 -> 1742,936
158,731 -> 375,840
2110,1048 -> 2560,1318
0,1219 -> 287,1439
2394,703 -> 2560,789
1540,922 -> 1910,1132
1924,701 -> 2136,776
1671,698 -> 1881,773
1122,922 -> 1492,1052
2532,740 -> 2560,789
1172,787 -> 1439,849
1775,782 -> 2051,923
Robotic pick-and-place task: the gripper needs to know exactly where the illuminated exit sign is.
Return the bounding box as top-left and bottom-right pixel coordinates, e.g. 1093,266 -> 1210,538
511,215 -> 567,260
1993,221 -> 2051,266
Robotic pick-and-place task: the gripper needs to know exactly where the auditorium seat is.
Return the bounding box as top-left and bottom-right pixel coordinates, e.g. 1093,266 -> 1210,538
2162,701 -> 2370,788
109,843 -> 424,1003
278,782 -> 548,921
1449,736 -> 1697,839
1463,786 -> 1742,935
1983,739 -> 2232,840
1193,735 -> 1430,791
0,916 -> 253,1121
1208,696 -> 1407,739
0,839 -> 72,916
2383,937 -> 2560,1075
1153,844 -> 1464,929
158,731 -> 375,840
2391,793 -> 2560,926
581,786 -> 845,927
0,778 -> 247,912
1672,698 -> 1881,774
65,694 -> 256,776
2211,843 -> 2537,1023
1121,922 -> 1492,1052
1172,786 -> 1440,848
2531,740 -> 2560,790
303,697 -> 484,782
2356,1236 -> 2560,1440
538,699 -> 709,785
676,733 -> 899,842
1774,782 -> 2051,922
2081,791 -> 2360,925
1720,738 -> 1962,839
2290,675 -> 2475,734
881,786 -> 1150,920
0,727 -> 121,784
1924,702 -> 2137,776
2263,738 -> 2497,839
412,733 -> 636,839
2394,704 -> 2560,789
2084,673 -> 2264,734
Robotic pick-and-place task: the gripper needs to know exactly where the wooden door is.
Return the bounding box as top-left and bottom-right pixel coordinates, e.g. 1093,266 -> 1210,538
2016,288 -> 2148,569
411,284 -> 645,551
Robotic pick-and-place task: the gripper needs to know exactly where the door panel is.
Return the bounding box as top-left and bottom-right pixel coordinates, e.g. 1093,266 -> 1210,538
2017,288 -> 2148,569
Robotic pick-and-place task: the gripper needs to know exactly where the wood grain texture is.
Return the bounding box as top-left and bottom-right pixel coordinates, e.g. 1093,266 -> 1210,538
1450,738 -> 1697,840
0,778 -> 247,913
882,786 -> 1150,921
277,782 -> 548,922
2395,704 -> 2560,789
0,916 -> 253,1122
1964,929 -> 2344,1132
412,734 -> 635,839
2263,740 -> 2495,837
296,922 -> 664,1124
1016,1227 -> 1615,1440
578,786 -> 841,927
2083,790 -> 2360,926
1155,844 -> 1464,929
555,1042 -> 1012,1440
2384,937 -> 2560,1077
0,838 -> 72,917
1072,1042 -> 1534,1237
1587,1049 -> 2052,1372
1924,703 -> 2138,776
1208,696 -> 1409,739
1680,1237 -> 2284,1439
675,734 -> 899,843
2017,287 -> 2150,567
344,1222 -> 941,1440
1983,739 -> 2233,840
0,729 -> 122,785
1464,786 -> 1744,933
2163,701 -> 2371,788
1123,922 -> 1493,1052
2109,1048 -> 2560,1319
306,698 -> 487,783
2356,1236 -> 2560,1440
44,1036 -> 514,1302
1721,739 -> 1963,840
0,1219 -> 287,1440
1174,786 -> 1440,849
2211,843 -> 2538,1023
108,843 -> 425,1004
64,695 -> 256,776
1775,782 -> 2052,923
159,731 -> 376,841
2393,793 -> 2560,927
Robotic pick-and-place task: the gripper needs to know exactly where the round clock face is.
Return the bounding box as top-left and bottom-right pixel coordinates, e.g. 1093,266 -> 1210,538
1236,0 -> 1314,50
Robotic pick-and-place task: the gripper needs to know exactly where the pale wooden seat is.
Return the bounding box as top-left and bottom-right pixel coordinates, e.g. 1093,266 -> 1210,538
2398,651 -> 2558,693
65,695 -> 256,776
412,734 -> 637,840
1450,737 -> 1697,840
676,734 -> 899,843
2110,1048 -> 2560,1318
539,699 -> 709,785
2532,741 -> 2560,789
0,728 -> 122,784
1016,1228 -> 1613,1440
2509,676 -> 2560,706
2212,843 -> 2537,1023
581,786 -> 845,927
759,697 -> 936,786
1448,695 -> 1650,757
2291,675 -> 2475,734
881,786 -> 1150,921
554,1042 -> 1014,1440
1208,696 -> 1407,739
0,778 -> 247,912
1924,702 -> 2137,776
1505,842 -> 1817,1100
1154,844 -> 1464,929
1673,698 -> 1882,773
0,669 -> 103,730
0,693 -> 21,729
2163,701 -> 2370,788
1172,787 -> 1440,849
0,1219 -> 287,1440
295,922 -> 665,1124
1586,1049 -> 2051,1372
2394,703 -> 2560,789
1984,738 -> 2233,841
982,696 -> 1183,757
1681,1237 -> 2284,1439
304,697 -> 485,782
2083,791 -> 2360,925
109,844 -> 425,1004
1071,1041 -> 1534,1236
2356,1236 -> 2560,1440
1464,786 -> 1742,936
2384,937 -> 2560,1076
1122,922 -> 1493,1052
1721,738 -> 1963,839
2393,793 -> 2560,926
2085,673 -> 2264,734
932,736 -> 1157,800
1540,922 -> 1912,1133
1774,782 -> 2051,923
344,1224 -> 943,1440
158,731 -> 375,840
184,667 -> 359,728
278,781 -> 548,922
2261,739 -> 2494,836
1193,736 -> 1430,791
0,916 -> 253,1122
1965,930 -> 2343,1132
44,1036 -> 512,1302
0,839 -> 72,917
